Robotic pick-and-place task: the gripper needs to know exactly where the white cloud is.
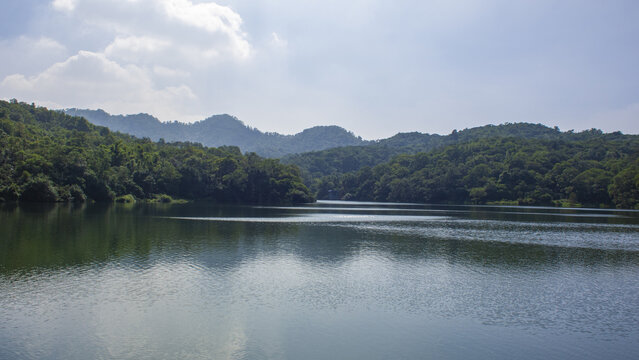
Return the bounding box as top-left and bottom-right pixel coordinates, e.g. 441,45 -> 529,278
60,0 -> 251,63
4,0 -> 637,137
152,65 -> 190,79
104,36 -> 171,64
0,51 -> 198,121
0,36 -> 68,79
2,0 -> 254,123
52,0 -> 77,12
269,32 -> 287,48
33,37 -> 67,52
0,36 -> 66,58
161,0 -> 250,59
105,36 -> 169,55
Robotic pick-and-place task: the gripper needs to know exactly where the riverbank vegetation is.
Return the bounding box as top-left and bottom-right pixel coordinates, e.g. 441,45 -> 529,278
0,100 -> 314,204
3,99 -> 638,209
312,136 -> 639,208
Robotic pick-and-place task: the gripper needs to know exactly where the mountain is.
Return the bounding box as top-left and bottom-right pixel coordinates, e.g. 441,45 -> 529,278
63,109 -> 367,158
1,100 -> 313,204
282,123 -> 631,182
8,101 -> 637,208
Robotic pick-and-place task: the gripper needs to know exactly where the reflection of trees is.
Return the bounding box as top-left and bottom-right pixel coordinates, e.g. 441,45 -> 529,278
349,225 -> 639,269
1,203 -> 638,273
0,203 -> 299,272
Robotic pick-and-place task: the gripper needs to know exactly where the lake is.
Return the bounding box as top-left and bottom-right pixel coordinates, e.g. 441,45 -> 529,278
1,201 -> 638,359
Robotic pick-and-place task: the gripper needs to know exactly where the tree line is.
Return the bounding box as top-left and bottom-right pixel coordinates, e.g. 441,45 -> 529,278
283,123 -> 631,182
3,99 -> 638,208
313,136 -> 639,209
0,100 -> 314,204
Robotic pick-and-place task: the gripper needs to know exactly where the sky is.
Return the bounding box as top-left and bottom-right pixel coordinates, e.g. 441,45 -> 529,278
0,0 -> 638,139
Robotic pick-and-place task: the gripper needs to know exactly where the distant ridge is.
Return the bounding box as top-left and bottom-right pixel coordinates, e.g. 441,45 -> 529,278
283,122 -> 633,180
63,109 -> 367,158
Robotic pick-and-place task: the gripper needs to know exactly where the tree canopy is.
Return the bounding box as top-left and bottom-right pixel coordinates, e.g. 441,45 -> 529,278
0,100 -> 314,204
3,99 -> 637,209
283,123 -> 632,181
313,136 -> 639,209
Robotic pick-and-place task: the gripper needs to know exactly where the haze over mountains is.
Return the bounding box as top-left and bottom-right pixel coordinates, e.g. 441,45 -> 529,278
64,109 -> 367,158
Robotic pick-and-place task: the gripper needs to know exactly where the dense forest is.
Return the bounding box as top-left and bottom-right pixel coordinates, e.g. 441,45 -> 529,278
65,108 -> 366,157
3,99 -> 638,208
313,136 -> 639,208
283,123 -> 631,181
0,100 -> 314,204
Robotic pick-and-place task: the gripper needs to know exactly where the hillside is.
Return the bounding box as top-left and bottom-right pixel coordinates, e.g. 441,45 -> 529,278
63,109 -> 367,158
0,100 -> 313,204
12,101 -> 638,208
314,136 -> 639,209
283,123 -> 631,181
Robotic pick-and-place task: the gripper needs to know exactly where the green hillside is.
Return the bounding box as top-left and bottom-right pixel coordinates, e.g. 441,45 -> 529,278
283,123 -> 632,182
315,136 -> 639,209
0,100 -> 313,204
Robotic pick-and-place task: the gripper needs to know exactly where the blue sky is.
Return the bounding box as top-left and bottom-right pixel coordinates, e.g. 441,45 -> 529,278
1,0 -> 638,139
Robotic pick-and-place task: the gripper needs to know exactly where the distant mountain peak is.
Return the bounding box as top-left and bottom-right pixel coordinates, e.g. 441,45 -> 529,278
201,113 -> 241,123
63,108 -> 367,157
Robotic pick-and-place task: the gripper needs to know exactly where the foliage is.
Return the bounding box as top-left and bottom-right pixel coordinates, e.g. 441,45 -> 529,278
283,123 -> 632,183
19,175 -> 59,202
115,194 -> 136,203
314,137 -> 639,209
0,100 -> 314,204
66,184 -> 87,202
608,166 -> 639,209
5,100 -> 637,208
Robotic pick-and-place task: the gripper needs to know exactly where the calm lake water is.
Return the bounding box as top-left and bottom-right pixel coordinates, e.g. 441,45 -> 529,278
1,201 -> 639,359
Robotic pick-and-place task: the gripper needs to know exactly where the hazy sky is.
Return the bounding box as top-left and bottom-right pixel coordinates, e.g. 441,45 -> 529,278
1,0 -> 638,139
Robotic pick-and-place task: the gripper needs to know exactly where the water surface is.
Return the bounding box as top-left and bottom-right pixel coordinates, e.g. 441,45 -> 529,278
1,201 -> 638,359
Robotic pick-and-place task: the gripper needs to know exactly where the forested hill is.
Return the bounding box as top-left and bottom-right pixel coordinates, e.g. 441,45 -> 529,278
0,100 -> 314,204
283,123 -> 632,181
64,108 -> 367,158
313,136 -> 639,209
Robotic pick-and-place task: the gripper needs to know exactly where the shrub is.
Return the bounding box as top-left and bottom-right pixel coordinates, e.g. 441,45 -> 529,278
85,173 -> 115,202
20,176 -> 59,202
57,184 -> 86,202
115,194 -> 136,203
68,184 -> 87,202
0,184 -> 20,201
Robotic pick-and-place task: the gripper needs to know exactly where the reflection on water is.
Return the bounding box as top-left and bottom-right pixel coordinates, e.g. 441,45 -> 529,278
1,201 -> 639,359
